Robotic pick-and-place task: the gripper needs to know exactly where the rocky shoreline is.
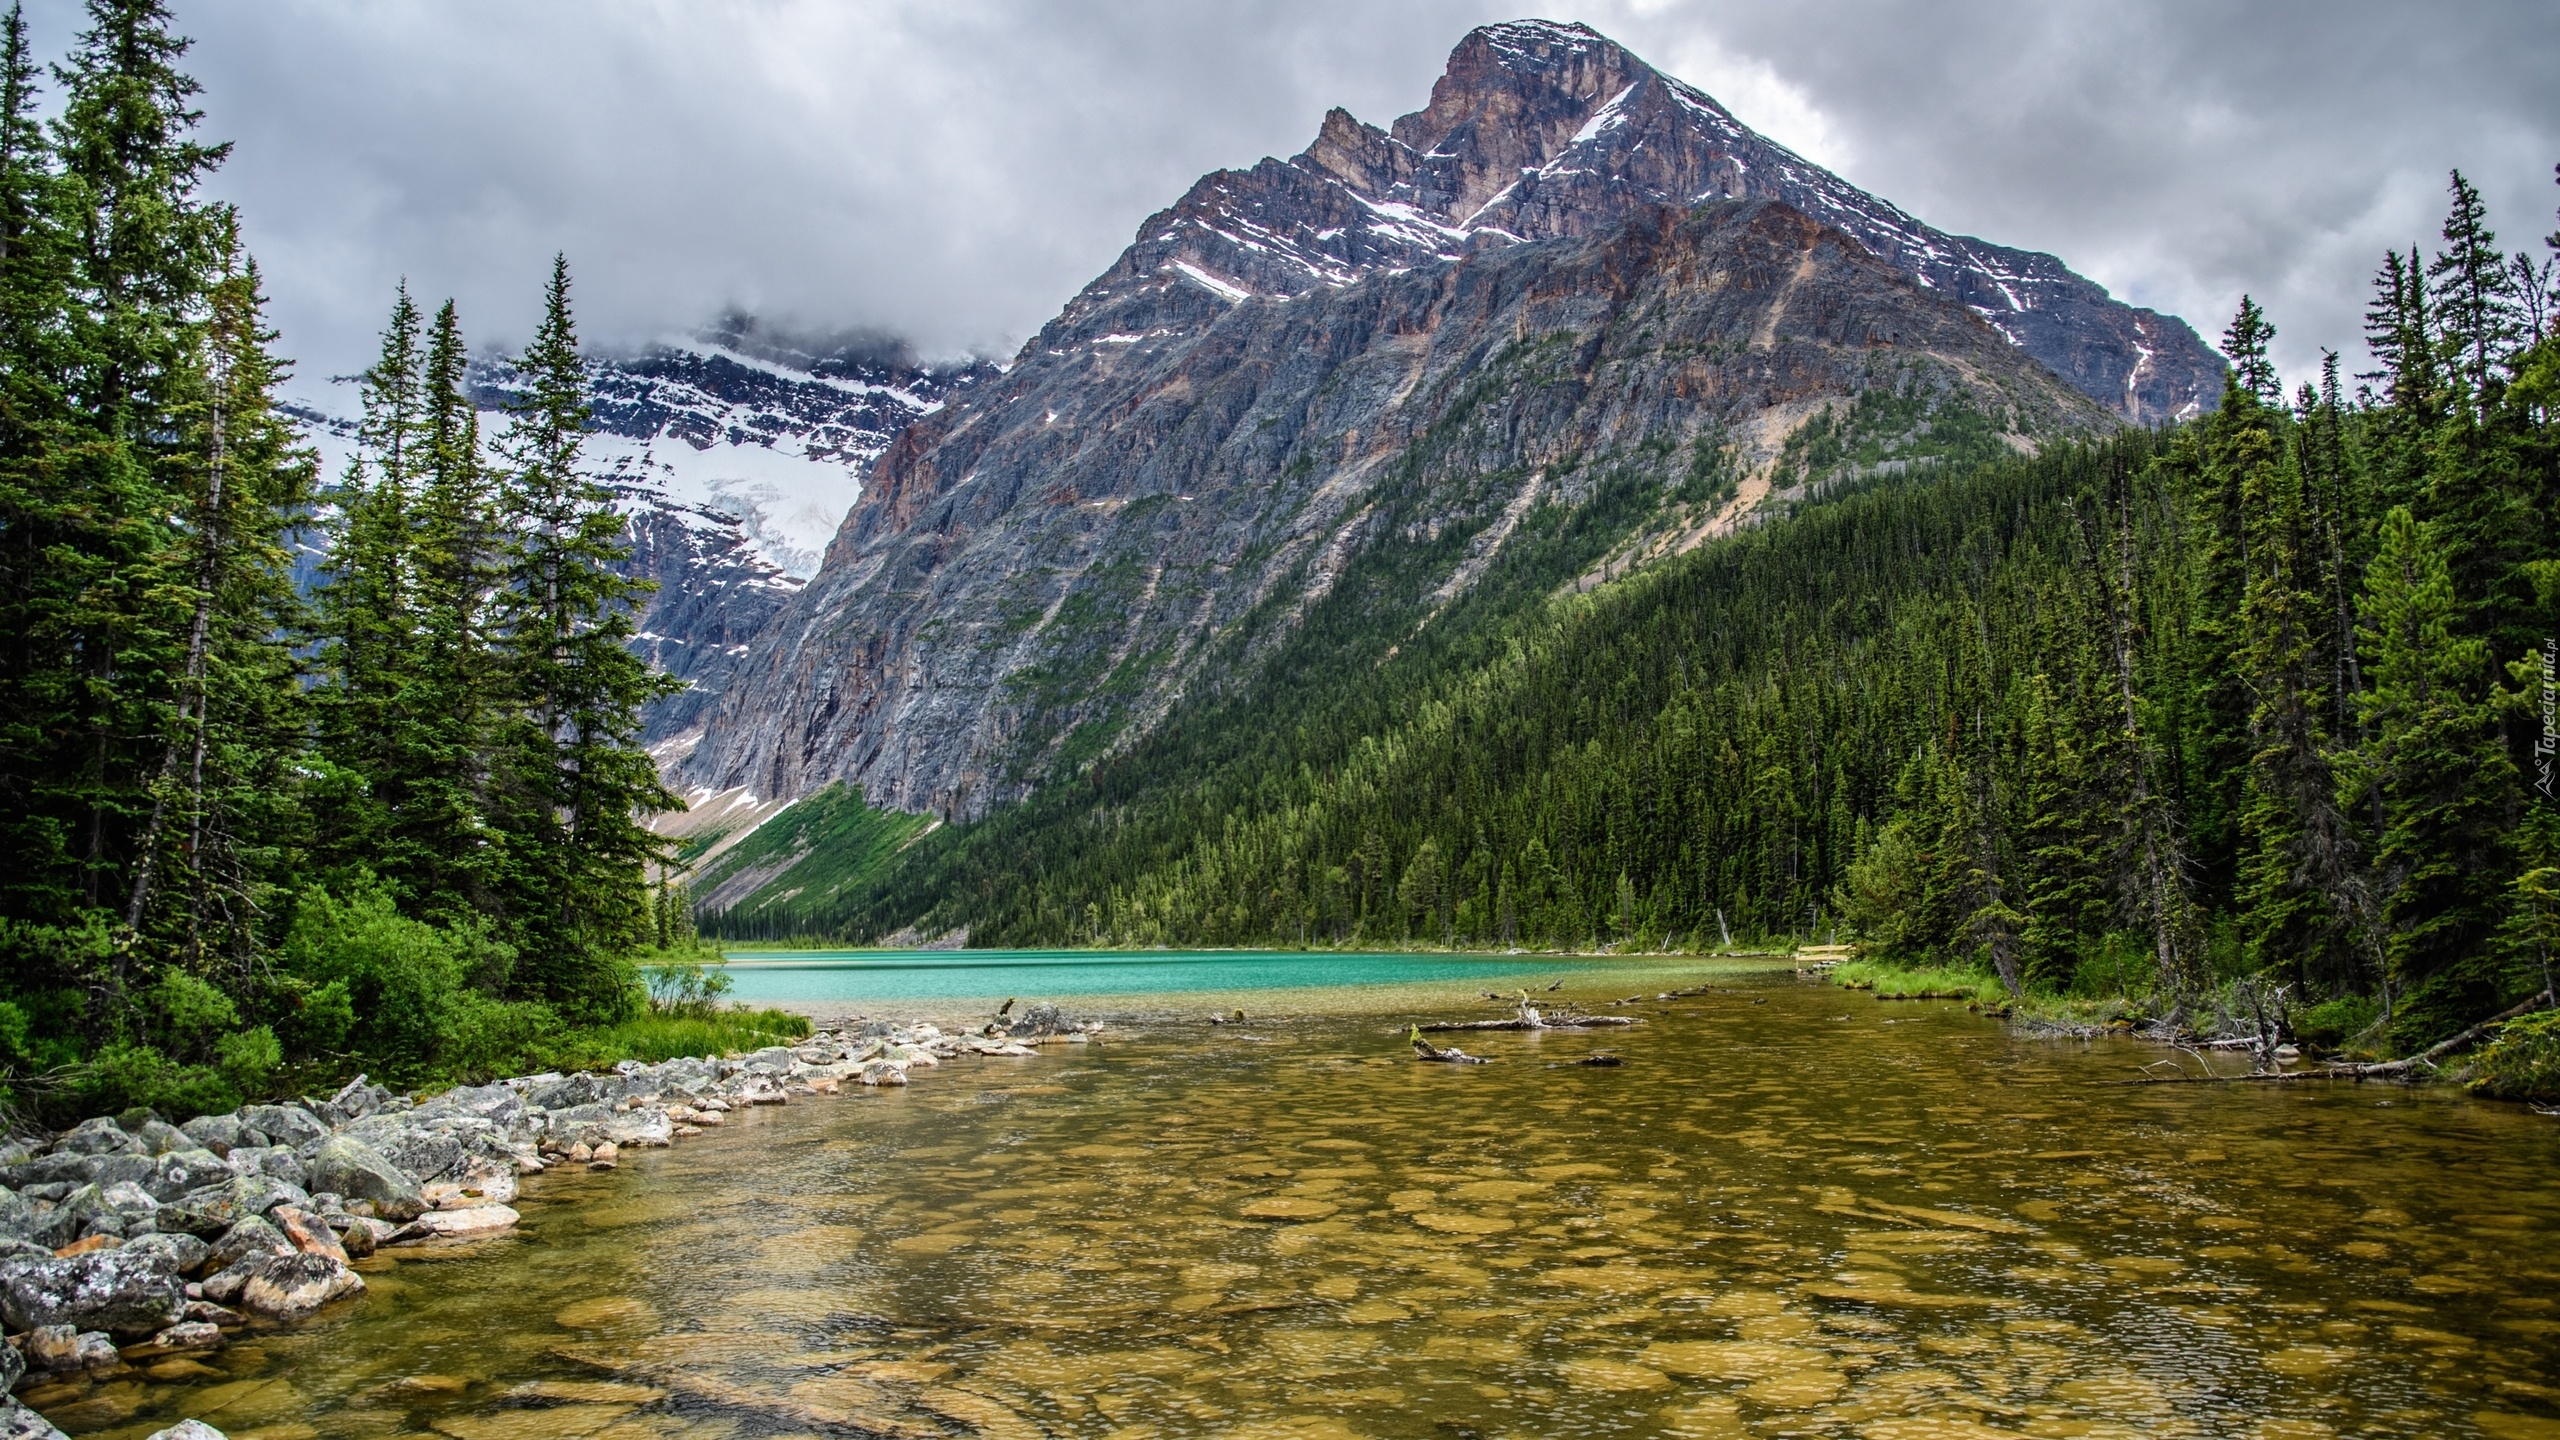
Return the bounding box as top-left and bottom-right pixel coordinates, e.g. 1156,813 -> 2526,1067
1,1005 -> 1092,1439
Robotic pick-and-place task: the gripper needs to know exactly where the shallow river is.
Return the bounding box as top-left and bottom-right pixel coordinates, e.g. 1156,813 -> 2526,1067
29,965 -> 2560,1440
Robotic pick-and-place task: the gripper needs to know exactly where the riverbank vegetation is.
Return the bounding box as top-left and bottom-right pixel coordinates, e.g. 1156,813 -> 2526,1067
755,169 -> 2559,1066
0,3 -> 685,1121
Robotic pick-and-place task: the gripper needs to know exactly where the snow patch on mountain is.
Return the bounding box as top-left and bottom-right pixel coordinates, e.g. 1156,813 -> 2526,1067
587,433 -> 860,580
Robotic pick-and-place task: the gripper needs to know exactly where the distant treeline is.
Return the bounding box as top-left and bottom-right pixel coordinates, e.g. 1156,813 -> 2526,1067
733,169 -> 2560,1055
0,2 -> 679,1118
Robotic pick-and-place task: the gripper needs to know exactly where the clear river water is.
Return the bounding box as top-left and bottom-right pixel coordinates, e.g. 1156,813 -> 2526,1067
706,950 -> 1570,1006
22,955 -> 2560,1440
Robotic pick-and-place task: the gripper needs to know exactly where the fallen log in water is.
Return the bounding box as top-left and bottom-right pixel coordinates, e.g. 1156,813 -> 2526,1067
2113,990 -> 2551,1085
1419,1015 -> 1635,1032
1409,1026 -> 1492,1063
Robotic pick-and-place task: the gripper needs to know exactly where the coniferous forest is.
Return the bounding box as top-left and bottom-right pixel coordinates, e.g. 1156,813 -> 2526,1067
0,2 -> 752,1121
725,169 -> 2560,1069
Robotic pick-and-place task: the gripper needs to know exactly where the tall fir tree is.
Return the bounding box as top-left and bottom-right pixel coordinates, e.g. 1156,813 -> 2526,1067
2347,507 -> 2518,1043
311,286 -> 423,882
14,0 -> 234,1008
2421,173 -> 2544,661
2361,247 -> 2443,516
2427,170 -> 2516,408
2229,367 -> 2362,995
403,298 -> 506,927
122,224 -> 311,975
0,0 -> 82,952
492,256 -> 677,1020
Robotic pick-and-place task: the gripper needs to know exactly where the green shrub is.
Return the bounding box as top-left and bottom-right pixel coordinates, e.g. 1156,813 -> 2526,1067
441,995 -> 562,1082
2296,994 -> 2380,1049
535,946 -> 645,1029
148,971 -> 239,1057
2064,934 -> 2157,998
0,999 -> 29,1070
278,977 -> 356,1054
1839,820 -> 1938,959
2467,1009 -> 2560,1102
557,1008 -> 810,1068
214,1026 -> 282,1091
67,1042 -> 236,1118
279,877 -> 519,1078
643,949 -> 735,1018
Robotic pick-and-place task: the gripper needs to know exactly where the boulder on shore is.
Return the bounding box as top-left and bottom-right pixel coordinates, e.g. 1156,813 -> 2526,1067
0,1399 -> 71,1440
178,1114 -> 247,1156
270,1206 -> 349,1263
601,1110 -> 672,1148
139,1149 -> 232,1202
119,1230 -> 211,1277
153,1174 -> 309,1237
234,1250 -> 364,1321
0,1246 -> 186,1337
25,1324 -> 117,1373
401,1204 -> 519,1241
237,1105 -> 326,1149
206,1215 -> 294,1273
303,1137 -> 425,1221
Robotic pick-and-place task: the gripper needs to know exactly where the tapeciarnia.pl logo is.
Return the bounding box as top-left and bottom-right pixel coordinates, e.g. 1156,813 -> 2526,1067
2538,636 -> 2557,801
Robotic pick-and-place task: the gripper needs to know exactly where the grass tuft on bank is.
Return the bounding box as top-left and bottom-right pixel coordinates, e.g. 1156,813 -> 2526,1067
531,1008 -> 814,1073
1828,959 -> 2012,1007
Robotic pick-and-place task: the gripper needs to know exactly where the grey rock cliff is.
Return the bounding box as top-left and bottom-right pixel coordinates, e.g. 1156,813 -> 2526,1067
679,196 -> 2106,819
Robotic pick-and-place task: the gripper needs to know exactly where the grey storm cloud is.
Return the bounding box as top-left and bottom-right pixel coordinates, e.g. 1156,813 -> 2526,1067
23,0 -> 2559,389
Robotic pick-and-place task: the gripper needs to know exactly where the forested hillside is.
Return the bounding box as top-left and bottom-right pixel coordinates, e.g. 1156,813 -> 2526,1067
720,169 -> 2560,1056
0,2 -> 726,1121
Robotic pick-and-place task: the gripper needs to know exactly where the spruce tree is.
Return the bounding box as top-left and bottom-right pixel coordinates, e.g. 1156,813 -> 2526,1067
2347,507 -> 2518,1044
2223,295 -> 2281,406
311,287 -> 423,882
2427,170 -> 2516,407
25,0 -> 232,997
2014,636 -> 2116,993
2229,373 -> 2361,994
2361,247 -> 2443,516
403,298 -> 506,926
2178,302 -> 2284,911
0,0 -> 81,944
492,256 -> 677,1020
122,228 -> 311,972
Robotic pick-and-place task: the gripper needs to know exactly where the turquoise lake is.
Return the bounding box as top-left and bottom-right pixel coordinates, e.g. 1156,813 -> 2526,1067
702,948 -> 1575,1005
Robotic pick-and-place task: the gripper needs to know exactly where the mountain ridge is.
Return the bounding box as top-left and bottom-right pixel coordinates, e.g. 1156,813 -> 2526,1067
669,18 -> 2213,857
1071,19 -> 2217,424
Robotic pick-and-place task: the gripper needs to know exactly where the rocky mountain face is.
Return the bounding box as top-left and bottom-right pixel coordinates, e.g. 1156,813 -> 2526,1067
1082,19 -> 2215,424
477,328 -> 994,746
669,20 -> 2204,829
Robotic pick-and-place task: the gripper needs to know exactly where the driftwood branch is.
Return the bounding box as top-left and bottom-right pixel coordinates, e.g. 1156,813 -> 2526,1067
2114,990 -> 2551,1085
1419,1015 -> 1635,1031
1409,1027 -> 1491,1063
2321,990 -> 2550,1076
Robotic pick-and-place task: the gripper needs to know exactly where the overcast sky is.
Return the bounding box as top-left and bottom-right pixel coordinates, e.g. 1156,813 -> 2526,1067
23,0 -> 2560,391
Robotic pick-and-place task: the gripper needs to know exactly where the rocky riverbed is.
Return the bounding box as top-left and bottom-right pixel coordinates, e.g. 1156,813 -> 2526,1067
1,1005 -> 1091,1439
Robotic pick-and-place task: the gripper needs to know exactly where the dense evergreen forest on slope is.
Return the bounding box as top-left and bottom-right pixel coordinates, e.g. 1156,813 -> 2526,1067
0,3 -> 752,1122
712,170 -> 2560,1060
